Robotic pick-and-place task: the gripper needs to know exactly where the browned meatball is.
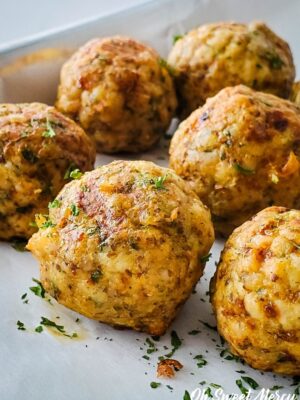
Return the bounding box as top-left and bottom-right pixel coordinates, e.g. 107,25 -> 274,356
168,22 -> 295,117
170,85 -> 300,236
56,36 -> 177,153
211,206 -> 300,375
27,160 -> 214,335
0,103 -> 95,240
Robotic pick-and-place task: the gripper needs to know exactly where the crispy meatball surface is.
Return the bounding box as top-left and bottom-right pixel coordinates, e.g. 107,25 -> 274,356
211,206 -> 300,375
0,103 -> 95,240
168,21 -> 295,117
27,160 -> 214,335
170,85 -> 300,236
290,81 -> 300,106
56,36 -> 177,153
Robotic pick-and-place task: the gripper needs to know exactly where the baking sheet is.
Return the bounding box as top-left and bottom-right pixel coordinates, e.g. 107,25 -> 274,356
0,0 -> 299,399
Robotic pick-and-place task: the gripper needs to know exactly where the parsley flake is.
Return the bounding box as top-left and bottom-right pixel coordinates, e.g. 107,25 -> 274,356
194,354 -> 208,368
70,204 -> 79,216
183,390 -> 191,400
90,269 -> 102,283
70,169 -> 83,180
236,379 -> 249,396
30,278 -> 46,298
200,253 -> 212,264
153,174 -> 168,190
233,163 -> 255,175
42,118 -> 56,138
17,320 -> 26,331
173,34 -> 183,43
48,199 -> 61,209
159,58 -> 175,76
11,238 -> 27,252
150,382 -> 161,389
241,376 -> 259,390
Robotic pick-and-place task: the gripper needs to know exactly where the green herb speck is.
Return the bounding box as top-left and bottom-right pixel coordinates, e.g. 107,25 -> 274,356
90,269 -> 102,283
150,382 -> 161,389
70,169 -> 83,180
29,278 -> 46,298
42,118 -> 56,138
17,320 -> 26,331
173,34 -> 183,43
48,199 -> 61,209
233,163 -> 255,175
70,204 -> 79,216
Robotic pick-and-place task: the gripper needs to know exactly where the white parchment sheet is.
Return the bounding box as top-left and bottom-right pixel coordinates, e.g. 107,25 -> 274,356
0,0 -> 299,399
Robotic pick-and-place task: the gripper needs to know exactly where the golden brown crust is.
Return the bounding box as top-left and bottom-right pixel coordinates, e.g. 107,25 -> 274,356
27,160 -> 214,335
157,359 -> 183,378
56,36 -> 177,153
211,206 -> 300,375
0,103 -> 95,240
170,85 -> 300,236
168,21 -> 295,117
290,81 -> 300,106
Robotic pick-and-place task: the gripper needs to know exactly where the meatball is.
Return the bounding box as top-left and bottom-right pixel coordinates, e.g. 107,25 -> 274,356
168,21 -> 295,117
211,206 -> 300,375
27,160 -> 214,335
290,81 -> 300,106
170,85 -> 300,236
0,103 -> 95,240
56,36 -> 177,153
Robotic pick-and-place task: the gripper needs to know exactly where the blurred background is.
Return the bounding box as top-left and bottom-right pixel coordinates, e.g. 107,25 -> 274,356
0,0 -> 145,45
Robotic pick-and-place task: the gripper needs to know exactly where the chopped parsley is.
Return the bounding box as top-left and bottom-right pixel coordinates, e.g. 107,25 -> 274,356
199,320 -> 217,331
263,51 -> 284,69
39,317 -> 77,338
173,34 -> 183,43
153,175 -> 168,190
269,385 -> 284,391
48,199 -> 61,209
145,337 -> 158,354
35,326 -> 43,333
233,163 -> 255,175
204,387 -> 213,398
210,383 -> 222,389
40,317 -> 65,333
200,253 -> 212,264
64,164 -> 80,180
29,278 -> 46,298
37,214 -> 56,229
194,354 -> 207,368
241,376 -> 259,390
220,348 -> 243,362
183,390 -> 191,400
70,169 -> 83,180
17,320 -> 26,331
158,58 -> 175,76
188,330 -> 200,335
42,118 -> 56,138
11,238 -> 27,252
150,382 -> 161,389
236,379 -> 249,396
70,204 -> 79,216
90,269 -> 102,283
164,330 -> 182,358
138,174 -> 168,190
